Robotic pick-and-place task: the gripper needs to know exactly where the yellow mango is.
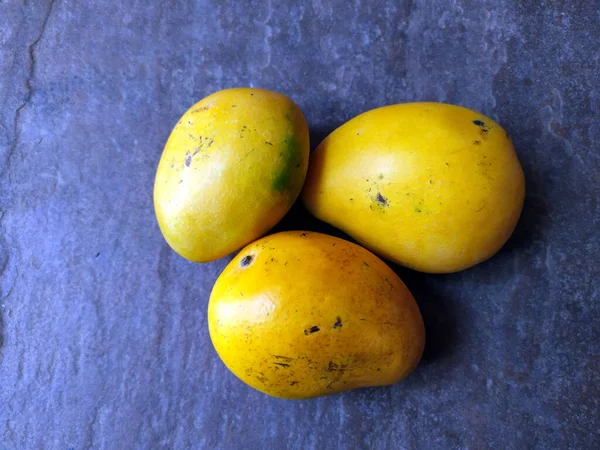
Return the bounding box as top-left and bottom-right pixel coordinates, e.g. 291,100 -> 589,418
302,103 -> 525,273
208,231 -> 425,399
154,88 -> 309,262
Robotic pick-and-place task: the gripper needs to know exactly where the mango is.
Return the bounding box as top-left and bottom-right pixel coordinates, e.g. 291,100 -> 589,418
154,88 -> 309,262
302,102 -> 525,273
208,231 -> 425,399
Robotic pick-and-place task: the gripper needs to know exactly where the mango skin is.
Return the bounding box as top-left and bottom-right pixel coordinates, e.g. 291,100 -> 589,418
302,102 -> 525,273
208,231 -> 425,399
154,88 -> 309,262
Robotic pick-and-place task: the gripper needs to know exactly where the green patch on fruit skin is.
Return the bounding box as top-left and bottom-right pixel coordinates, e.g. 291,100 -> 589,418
272,136 -> 303,193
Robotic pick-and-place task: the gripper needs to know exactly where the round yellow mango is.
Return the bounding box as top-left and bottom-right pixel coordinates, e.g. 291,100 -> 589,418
154,88 -> 309,262
302,103 -> 525,273
208,231 -> 425,399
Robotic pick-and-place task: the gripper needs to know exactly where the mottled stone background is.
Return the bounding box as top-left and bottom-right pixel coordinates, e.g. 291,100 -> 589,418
1,1 -> 598,449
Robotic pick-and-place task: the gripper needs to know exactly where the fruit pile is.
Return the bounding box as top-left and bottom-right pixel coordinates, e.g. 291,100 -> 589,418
154,88 -> 525,399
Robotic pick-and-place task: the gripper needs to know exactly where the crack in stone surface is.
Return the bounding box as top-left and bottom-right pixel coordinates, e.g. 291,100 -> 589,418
7,0 -> 56,177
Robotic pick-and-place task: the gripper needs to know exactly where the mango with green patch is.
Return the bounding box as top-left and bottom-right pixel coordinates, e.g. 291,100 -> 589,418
154,88 -> 309,262
302,103 -> 525,274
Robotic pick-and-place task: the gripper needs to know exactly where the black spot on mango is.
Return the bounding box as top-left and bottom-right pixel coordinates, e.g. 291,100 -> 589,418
240,255 -> 254,267
376,192 -> 389,206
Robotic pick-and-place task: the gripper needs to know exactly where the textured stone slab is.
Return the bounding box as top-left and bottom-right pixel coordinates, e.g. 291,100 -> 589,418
0,1 -> 598,448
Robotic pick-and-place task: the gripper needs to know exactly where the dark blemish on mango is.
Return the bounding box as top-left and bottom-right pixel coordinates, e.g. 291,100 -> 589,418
265,141 -> 273,146
95,252 -> 101,258
192,105 -> 210,113
474,120 -> 490,138
445,162 -> 449,166
304,326 -> 320,335
185,152 -> 192,167
284,106 -> 297,122
232,104 -> 237,108
273,362 -> 290,368
334,317 -> 342,328
327,362 -> 339,372
473,140 -> 481,145
376,192 -> 389,206
378,174 -> 384,180
350,198 -> 354,201
363,262 -> 370,268
179,179 -> 183,184
300,232 -> 308,237
240,255 -> 253,267
289,381 -> 299,385
415,207 -> 422,213
273,355 -> 293,362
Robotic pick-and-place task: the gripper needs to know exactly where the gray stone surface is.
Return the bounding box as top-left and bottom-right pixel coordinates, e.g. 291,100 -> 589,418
1,0 -> 599,448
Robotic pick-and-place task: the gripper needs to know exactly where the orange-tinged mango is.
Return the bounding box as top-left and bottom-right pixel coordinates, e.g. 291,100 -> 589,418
208,231 -> 425,399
